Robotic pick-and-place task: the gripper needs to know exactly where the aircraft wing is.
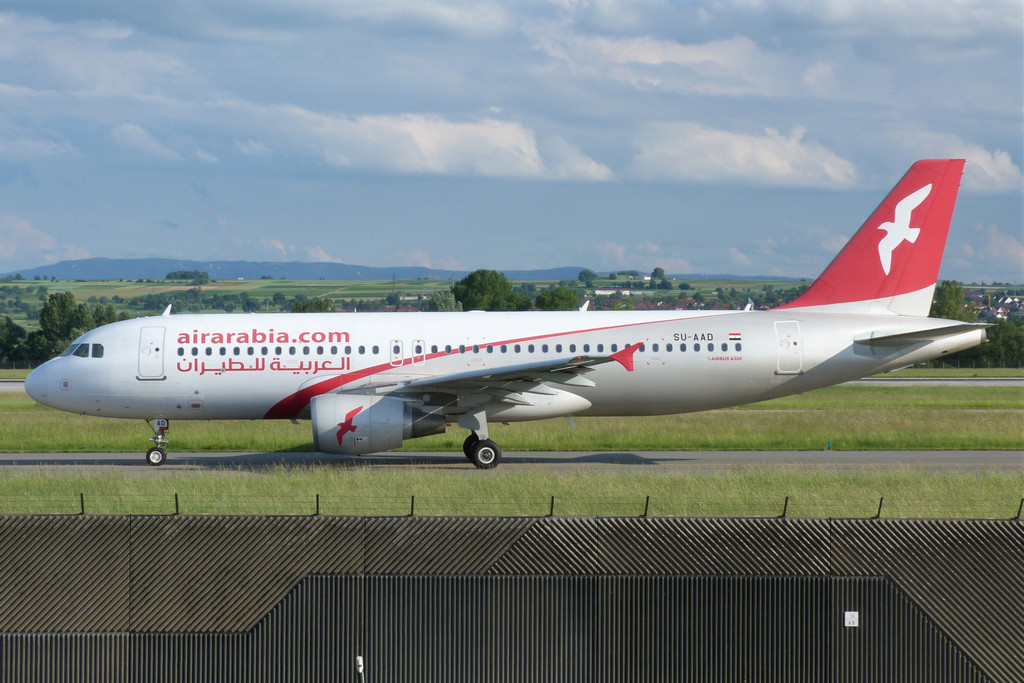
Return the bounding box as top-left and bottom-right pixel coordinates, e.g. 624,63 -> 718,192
345,344 -> 643,409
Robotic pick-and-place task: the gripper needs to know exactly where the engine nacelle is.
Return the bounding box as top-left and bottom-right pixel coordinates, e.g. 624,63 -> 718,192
311,394 -> 445,455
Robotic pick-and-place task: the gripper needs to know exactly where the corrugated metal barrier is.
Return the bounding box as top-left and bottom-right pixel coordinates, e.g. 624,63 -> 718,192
0,515 -> 1019,681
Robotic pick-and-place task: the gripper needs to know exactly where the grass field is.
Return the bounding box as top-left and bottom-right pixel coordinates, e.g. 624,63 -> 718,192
1,384 -> 1021,453
0,466 -> 1021,519
1,377 -> 1020,518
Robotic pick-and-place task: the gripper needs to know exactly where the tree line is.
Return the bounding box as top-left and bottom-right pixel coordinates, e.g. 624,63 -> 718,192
2,275 -> 1021,366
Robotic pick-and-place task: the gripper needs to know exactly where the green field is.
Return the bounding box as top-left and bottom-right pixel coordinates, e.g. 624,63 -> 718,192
1,376 -> 1020,518
2,384 -> 1021,453
0,466 -> 1021,519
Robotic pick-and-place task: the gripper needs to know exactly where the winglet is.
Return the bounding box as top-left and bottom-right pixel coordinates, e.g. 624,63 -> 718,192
162,304 -> 173,316
609,342 -> 643,372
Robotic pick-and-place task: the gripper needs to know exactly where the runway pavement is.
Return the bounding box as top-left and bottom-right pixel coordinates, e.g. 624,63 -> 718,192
0,449 -> 1020,471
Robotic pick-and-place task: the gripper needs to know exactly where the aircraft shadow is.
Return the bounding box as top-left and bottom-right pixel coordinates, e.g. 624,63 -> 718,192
0,451 -> 684,469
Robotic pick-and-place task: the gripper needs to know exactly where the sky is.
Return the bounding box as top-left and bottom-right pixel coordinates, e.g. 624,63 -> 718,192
0,0 -> 1021,283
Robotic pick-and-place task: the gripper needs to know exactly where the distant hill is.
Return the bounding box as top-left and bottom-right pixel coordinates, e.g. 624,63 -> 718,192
1,257 -> 797,283
2,258 -> 584,282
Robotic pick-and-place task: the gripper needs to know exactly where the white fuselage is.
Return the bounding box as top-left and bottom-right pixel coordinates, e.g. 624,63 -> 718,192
25,308 -> 983,423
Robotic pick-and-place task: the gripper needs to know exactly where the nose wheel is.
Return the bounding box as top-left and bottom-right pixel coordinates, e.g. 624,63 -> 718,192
146,418 -> 170,466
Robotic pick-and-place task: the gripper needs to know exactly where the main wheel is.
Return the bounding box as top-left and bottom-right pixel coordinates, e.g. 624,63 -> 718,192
469,439 -> 501,469
146,447 -> 167,466
462,433 -> 480,459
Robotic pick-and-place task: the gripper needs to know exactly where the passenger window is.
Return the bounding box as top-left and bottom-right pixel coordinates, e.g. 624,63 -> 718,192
681,344 -> 687,352
721,343 -> 727,352
177,347 -> 184,357
431,345 -> 438,354
344,345 -> 352,355
358,346 -> 365,354
205,348 -> 213,356
569,344 -> 576,353
528,344 -> 535,353
597,344 -> 604,352
459,345 -> 466,353
445,345 -> 452,354
514,344 -> 521,353
191,347 -> 198,357
666,343 -> 673,352
639,344 -> 646,352
486,345 -> 493,353
220,347 -> 227,356
583,344 -> 590,352
542,344 -> 548,353
555,344 -> 562,353
303,346 -> 310,355
288,346 -> 295,355
500,345 -> 507,353
415,344 -> 423,354
473,345 -> 480,353
653,344 -> 659,352
275,346 -> 283,355
261,347 -> 268,355
695,343 -> 701,352
233,347 -> 241,356
248,347 -> 255,356
393,345 -> 400,355
735,343 -> 742,352
372,346 -> 379,354
611,344 -> 618,352
317,346 -> 324,355
331,346 -> 338,355
91,344 -> 104,358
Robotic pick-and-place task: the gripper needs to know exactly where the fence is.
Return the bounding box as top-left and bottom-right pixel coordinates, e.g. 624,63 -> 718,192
1,492 -> 1022,519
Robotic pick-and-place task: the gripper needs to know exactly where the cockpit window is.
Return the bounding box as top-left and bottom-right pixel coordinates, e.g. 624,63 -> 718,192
73,344 -> 90,358
91,344 -> 104,358
61,344 -> 80,357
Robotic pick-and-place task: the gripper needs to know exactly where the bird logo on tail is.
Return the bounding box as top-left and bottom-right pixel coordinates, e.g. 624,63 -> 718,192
877,184 -> 931,275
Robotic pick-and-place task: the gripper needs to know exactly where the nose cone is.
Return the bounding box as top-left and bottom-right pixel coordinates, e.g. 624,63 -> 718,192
24,364 -> 49,404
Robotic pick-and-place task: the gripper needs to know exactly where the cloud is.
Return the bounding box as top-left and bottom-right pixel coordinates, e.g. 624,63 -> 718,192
0,214 -> 89,266
402,249 -> 465,270
529,26 -> 777,96
257,238 -> 295,259
728,246 -> 752,266
884,130 -> 1022,193
962,224 -> 1024,282
631,122 -> 858,188
194,148 -> 218,163
591,240 -> 694,274
306,245 -> 340,263
110,123 -> 182,161
272,107 -> 607,180
235,139 -> 268,155
946,223 -> 1024,283
0,135 -> 75,161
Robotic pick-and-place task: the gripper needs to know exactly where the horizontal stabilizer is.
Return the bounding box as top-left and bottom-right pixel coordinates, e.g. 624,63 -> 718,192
853,323 -> 987,347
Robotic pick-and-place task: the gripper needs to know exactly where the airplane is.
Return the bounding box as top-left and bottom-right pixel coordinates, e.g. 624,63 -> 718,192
24,159 -> 985,469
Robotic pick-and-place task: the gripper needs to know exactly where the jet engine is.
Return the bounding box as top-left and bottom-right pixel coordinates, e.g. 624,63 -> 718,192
311,394 -> 445,455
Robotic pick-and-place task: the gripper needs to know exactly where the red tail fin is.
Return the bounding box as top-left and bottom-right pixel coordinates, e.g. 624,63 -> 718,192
778,159 -> 965,316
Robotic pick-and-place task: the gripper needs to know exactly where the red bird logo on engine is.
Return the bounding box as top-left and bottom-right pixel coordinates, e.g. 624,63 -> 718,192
336,406 -> 363,446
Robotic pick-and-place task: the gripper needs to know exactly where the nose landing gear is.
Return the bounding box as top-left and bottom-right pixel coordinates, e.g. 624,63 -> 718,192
146,418 -> 169,466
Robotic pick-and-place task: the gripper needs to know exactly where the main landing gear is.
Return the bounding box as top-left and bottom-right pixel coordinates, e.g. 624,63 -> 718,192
145,418 -> 169,466
462,432 -> 502,469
